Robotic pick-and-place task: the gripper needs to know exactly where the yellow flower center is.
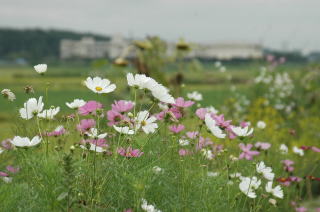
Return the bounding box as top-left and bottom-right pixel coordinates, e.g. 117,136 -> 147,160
141,120 -> 147,126
95,86 -> 103,91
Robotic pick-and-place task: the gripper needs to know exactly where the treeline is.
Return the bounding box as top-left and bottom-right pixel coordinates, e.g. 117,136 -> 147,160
0,28 -> 109,62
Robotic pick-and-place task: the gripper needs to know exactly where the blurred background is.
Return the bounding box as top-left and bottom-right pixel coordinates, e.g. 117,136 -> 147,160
0,0 -> 319,138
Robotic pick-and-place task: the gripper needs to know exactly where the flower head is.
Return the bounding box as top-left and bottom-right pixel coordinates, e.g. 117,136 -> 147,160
231,126 -> 254,137
135,111 -> 158,134
19,96 -> 44,120
38,106 -> 60,119
169,124 -> 185,134
113,126 -> 135,135
293,146 -> 304,156
78,101 -> 103,116
239,176 -> 261,198
10,136 -> 42,147
173,97 -> 194,108
265,181 -> 284,199
84,76 -> 116,94
66,99 -> 86,109
256,161 -> 275,181
205,114 -> 226,138
257,121 -> 266,129
77,119 -> 96,133
118,147 -> 143,158
255,142 -> 271,150
1,89 -> 16,101
34,64 -> 47,74
239,143 -> 260,160
187,91 -> 202,101
111,100 -> 134,113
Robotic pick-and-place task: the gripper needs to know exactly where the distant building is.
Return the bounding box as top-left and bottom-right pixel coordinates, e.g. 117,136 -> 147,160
60,36 -> 263,60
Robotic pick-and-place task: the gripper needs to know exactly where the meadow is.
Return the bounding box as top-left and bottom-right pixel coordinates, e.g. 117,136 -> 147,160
0,57 -> 319,212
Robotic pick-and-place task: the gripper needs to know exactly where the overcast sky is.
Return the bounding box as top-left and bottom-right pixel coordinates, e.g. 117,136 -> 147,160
0,0 -> 319,51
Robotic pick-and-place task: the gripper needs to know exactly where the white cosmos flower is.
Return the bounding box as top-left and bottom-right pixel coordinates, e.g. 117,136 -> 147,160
201,149 -> 214,160
38,106 -> 60,119
178,139 -> 190,146
34,64 -> 47,74
10,136 -> 42,147
239,176 -> 261,198
127,73 -> 150,89
152,166 -> 163,174
85,128 -> 107,139
80,143 -> 105,153
207,172 -> 219,177
279,144 -> 288,154
66,99 -> 86,109
1,89 -> 16,101
230,172 -> 242,178
150,83 -> 175,104
135,111 -> 158,134
206,106 -> 218,114
257,121 -> 266,129
2,177 -> 12,183
293,146 -> 304,156
256,161 -> 275,181
19,96 -> 44,120
204,114 -> 226,138
127,73 -> 175,104
84,76 -> 116,94
231,126 -> 254,137
141,198 -> 162,212
187,91 -> 203,101
0,148 -> 4,154
113,125 -> 135,135
265,181 -> 284,199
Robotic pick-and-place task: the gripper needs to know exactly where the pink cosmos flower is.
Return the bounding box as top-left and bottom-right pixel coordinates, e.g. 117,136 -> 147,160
1,139 -> 13,150
155,107 -> 182,120
213,114 -> 231,129
169,124 -> 185,133
195,108 -> 207,120
173,97 -> 194,108
240,121 -> 250,128
118,147 -> 143,158
179,149 -> 191,156
281,160 -> 294,172
196,136 -> 213,150
77,119 -> 96,133
6,166 -> 20,173
255,142 -> 271,150
239,143 -> 260,160
46,126 -> 66,137
81,139 -> 108,147
0,171 -> 9,177
312,146 -> 320,152
107,110 -> 126,126
111,100 -> 134,113
186,131 -> 199,139
78,101 -> 103,116
295,207 -> 307,212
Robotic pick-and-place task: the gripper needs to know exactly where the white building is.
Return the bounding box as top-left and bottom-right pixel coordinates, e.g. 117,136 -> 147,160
60,36 -> 263,60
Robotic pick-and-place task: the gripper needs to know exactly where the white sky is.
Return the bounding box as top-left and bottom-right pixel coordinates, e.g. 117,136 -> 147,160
0,0 -> 319,51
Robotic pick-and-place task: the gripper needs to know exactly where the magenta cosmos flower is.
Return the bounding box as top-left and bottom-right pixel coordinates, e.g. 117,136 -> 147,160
111,100 -> 134,113
179,149 -> 191,156
239,143 -> 260,160
81,138 -> 108,147
169,124 -> 185,133
78,101 -> 103,116
77,119 -> 96,133
118,147 -> 143,158
107,110 -> 127,126
173,97 -> 194,108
